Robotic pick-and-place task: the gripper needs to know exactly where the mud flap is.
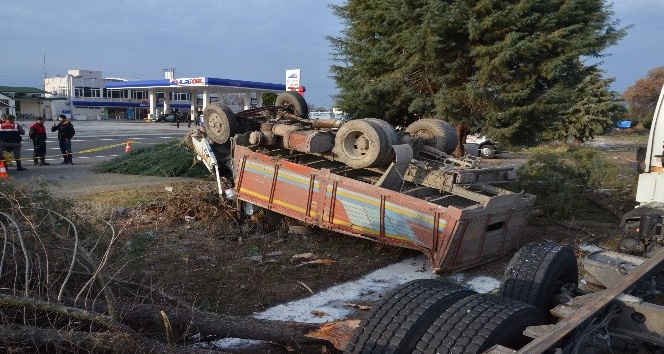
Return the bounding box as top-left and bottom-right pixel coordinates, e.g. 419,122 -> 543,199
191,133 -> 225,196
375,144 -> 413,191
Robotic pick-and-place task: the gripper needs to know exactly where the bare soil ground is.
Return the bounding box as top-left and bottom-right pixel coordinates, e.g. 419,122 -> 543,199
75,182 -> 415,317
69,131 -> 647,333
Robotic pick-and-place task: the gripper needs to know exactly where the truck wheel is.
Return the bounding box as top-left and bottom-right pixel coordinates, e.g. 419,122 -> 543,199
363,118 -> 399,167
478,144 -> 497,158
275,91 -> 309,118
204,103 -> 238,144
345,279 -> 475,354
497,242 -> 578,318
413,294 -> 546,353
335,120 -> 386,168
405,119 -> 458,155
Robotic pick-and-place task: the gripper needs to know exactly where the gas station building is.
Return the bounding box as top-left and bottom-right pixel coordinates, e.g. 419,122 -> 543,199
44,69 -> 287,120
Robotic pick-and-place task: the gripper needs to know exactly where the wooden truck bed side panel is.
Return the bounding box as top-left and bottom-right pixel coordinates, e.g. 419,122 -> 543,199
322,174 -> 441,251
235,147 -> 443,253
234,146 -> 532,273
436,204 -> 531,273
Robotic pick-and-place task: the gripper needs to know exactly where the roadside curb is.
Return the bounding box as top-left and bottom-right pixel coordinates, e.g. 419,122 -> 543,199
71,132 -> 190,141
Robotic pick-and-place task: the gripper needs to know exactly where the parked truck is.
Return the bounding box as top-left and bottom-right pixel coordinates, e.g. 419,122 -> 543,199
191,91 -> 534,274
342,86 -> 664,354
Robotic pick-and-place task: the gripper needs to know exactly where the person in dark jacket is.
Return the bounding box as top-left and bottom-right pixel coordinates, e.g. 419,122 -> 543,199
29,117 -> 50,166
0,114 -> 27,171
51,114 -> 75,165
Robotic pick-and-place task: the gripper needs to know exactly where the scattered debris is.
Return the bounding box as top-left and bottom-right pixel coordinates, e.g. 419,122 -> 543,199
306,320 -> 361,350
310,310 -> 328,318
343,303 -> 371,311
247,255 -> 264,263
296,259 -> 336,267
289,225 -> 310,234
292,253 -> 316,262
297,281 -> 314,294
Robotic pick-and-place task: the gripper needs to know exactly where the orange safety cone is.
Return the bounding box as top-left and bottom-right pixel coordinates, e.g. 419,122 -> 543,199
125,141 -> 131,153
0,161 -> 9,179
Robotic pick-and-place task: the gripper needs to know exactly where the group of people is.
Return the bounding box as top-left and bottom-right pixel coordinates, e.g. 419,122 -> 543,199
0,113 -> 76,171
171,109 -> 199,129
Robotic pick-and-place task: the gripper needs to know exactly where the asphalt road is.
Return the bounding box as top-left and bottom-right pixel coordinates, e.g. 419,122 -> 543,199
4,120 -> 198,198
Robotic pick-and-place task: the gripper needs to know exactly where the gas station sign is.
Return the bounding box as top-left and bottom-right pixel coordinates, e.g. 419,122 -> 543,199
286,69 -> 300,91
170,77 -> 207,86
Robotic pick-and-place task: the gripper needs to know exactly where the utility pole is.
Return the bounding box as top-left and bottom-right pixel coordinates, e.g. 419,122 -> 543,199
43,50 -> 46,91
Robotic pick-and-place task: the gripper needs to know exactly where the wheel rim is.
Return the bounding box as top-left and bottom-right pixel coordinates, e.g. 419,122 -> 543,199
343,131 -> 371,159
480,147 -> 493,156
207,112 -> 224,136
412,129 -> 435,145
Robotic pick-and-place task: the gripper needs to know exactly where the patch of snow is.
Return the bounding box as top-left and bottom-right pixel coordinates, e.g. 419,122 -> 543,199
254,255 -> 502,324
215,255 -> 502,350
449,273 -> 501,294
579,244 -> 603,253
210,338 -> 262,349
254,256 -> 435,323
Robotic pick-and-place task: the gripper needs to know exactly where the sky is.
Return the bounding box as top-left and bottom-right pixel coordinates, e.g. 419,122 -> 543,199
1,0 -> 663,110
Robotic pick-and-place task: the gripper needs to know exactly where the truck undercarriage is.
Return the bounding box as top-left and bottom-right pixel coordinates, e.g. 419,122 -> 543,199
191,91 -> 535,274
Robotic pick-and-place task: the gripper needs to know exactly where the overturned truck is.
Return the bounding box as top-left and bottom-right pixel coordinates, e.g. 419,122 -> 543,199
191,91 -> 534,274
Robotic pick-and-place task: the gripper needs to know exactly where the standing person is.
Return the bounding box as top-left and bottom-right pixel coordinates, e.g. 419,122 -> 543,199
0,115 -> 27,171
51,114 -> 75,165
29,117 -> 50,166
175,109 -> 181,128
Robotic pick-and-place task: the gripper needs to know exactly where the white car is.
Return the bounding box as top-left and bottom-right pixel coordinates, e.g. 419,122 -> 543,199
465,134 -> 502,158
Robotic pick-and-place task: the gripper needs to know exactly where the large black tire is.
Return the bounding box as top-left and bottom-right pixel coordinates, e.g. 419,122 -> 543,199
413,294 -> 546,353
345,280 -> 475,354
405,119 -> 458,155
497,242 -> 578,317
203,103 -> 238,144
275,91 -> 309,118
478,143 -> 497,158
335,119 -> 387,169
363,118 -> 399,167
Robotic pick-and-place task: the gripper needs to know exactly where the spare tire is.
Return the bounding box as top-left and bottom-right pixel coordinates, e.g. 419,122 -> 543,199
204,103 -> 238,144
334,119 -> 386,169
275,91 -> 309,118
405,119 -> 458,155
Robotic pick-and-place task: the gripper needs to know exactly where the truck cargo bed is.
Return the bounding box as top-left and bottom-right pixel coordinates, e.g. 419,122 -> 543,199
233,145 -> 535,273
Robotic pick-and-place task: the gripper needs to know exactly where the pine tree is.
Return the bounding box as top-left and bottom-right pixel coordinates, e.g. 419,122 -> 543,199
329,0 -> 627,146
549,70 -> 626,145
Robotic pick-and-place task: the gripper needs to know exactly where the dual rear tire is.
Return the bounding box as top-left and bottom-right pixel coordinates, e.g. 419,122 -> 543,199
404,119 -> 458,155
347,242 -> 579,353
334,118 -> 457,169
345,280 -> 546,354
345,280 -> 475,354
334,119 -> 397,169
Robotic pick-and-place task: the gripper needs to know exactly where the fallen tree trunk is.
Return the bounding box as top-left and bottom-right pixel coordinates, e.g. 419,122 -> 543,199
0,325 -> 227,354
114,302 -> 331,346
0,293 -> 336,352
